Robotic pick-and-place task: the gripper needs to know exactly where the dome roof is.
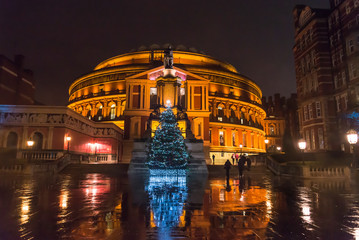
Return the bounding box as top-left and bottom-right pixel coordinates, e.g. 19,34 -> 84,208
94,46 -> 236,73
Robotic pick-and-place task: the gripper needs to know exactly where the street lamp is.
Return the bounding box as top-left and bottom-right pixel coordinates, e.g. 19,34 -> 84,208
66,136 -> 72,153
298,138 -> 306,164
239,144 -> 243,154
26,139 -> 34,161
27,139 -> 34,148
346,129 -> 358,167
277,146 -> 281,152
264,139 -> 269,152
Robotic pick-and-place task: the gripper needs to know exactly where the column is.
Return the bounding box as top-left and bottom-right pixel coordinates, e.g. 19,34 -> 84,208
202,86 -> 205,111
191,86 -> 194,110
22,126 -> 28,148
140,85 -> 144,109
174,84 -> 178,106
48,126 -> 53,149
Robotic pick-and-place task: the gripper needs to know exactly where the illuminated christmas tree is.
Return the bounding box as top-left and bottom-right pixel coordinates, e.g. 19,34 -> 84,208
147,106 -> 189,169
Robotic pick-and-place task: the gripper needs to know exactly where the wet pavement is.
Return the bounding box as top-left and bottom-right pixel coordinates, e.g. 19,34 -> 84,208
0,166 -> 359,239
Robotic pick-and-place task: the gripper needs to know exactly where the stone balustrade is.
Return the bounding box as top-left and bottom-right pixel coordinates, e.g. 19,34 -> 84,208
18,150 -> 64,161
304,167 -> 350,178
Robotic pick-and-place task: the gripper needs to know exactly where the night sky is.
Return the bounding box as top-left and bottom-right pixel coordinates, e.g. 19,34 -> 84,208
0,0 -> 329,106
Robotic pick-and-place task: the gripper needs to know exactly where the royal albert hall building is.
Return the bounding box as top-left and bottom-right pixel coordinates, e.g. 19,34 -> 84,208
68,45 -> 267,163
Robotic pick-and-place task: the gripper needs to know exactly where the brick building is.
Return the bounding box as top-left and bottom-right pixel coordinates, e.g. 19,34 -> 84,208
262,93 -> 299,152
0,55 -> 35,105
293,0 -> 359,152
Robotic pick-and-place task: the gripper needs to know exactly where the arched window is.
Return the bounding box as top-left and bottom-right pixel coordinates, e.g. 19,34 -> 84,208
218,105 -> 224,122
33,132 -> 43,150
97,105 -> 103,120
231,108 -> 236,118
110,104 -> 116,120
230,108 -> 236,123
218,105 -> 224,116
86,105 -> 92,120
219,131 -> 225,146
6,132 -> 18,148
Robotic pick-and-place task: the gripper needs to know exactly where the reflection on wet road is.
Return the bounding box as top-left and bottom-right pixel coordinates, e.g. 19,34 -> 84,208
0,168 -> 359,239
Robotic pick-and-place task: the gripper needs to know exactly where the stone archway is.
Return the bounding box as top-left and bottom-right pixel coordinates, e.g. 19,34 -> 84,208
33,132 -> 43,150
6,132 -> 18,149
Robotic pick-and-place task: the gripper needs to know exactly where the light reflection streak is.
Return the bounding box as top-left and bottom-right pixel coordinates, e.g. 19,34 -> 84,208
60,191 -> 69,209
57,177 -> 71,235
20,199 -> 30,224
298,188 -> 313,228
16,182 -> 34,240
355,228 -> 359,240
81,174 -> 111,210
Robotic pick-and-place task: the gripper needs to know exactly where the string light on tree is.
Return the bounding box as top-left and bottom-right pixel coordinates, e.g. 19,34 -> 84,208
147,106 -> 189,171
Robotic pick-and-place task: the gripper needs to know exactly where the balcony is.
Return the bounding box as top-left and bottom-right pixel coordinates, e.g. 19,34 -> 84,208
208,91 -> 263,108
69,89 -> 126,104
209,114 -> 264,130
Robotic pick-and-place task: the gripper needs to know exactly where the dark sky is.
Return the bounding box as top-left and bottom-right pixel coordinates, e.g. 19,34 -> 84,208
0,0 -> 329,106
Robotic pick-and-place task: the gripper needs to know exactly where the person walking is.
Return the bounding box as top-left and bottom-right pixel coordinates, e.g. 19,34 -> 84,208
212,154 -> 215,165
224,159 -> 232,180
231,153 -> 235,165
238,155 -> 246,177
246,155 -> 252,171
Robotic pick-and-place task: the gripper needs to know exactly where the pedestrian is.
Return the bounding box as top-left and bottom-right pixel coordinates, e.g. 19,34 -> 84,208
238,155 -> 246,177
231,153 -> 235,165
212,154 -> 215,165
246,155 -> 252,171
224,159 -> 232,180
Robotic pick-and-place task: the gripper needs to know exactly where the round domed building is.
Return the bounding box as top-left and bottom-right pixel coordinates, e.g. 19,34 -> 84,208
68,45 -> 267,163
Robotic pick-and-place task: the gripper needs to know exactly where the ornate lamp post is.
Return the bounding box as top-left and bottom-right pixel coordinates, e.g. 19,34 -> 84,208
239,144 -> 243,154
264,139 -> 269,152
298,138 -> 306,164
346,129 -> 358,168
66,136 -> 71,153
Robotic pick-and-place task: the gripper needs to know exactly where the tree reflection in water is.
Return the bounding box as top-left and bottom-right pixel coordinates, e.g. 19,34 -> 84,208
145,173 -> 187,239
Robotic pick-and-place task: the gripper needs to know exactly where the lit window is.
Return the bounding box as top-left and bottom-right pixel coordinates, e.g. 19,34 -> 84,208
303,105 -> 308,121
318,128 -> 324,149
232,132 -> 236,146
180,88 -> 185,96
348,39 -> 355,53
150,87 -> 157,95
97,105 -> 103,120
316,102 -> 321,118
219,131 -> 225,146
110,104 -> 116,120
308,104 -> 313,119
269,125 -> 275,135
346,3 -> 351,14
306,130 -> 310,150
336,96 -> 341,112
350,63 -> 358,79
311,129 -> 316,150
